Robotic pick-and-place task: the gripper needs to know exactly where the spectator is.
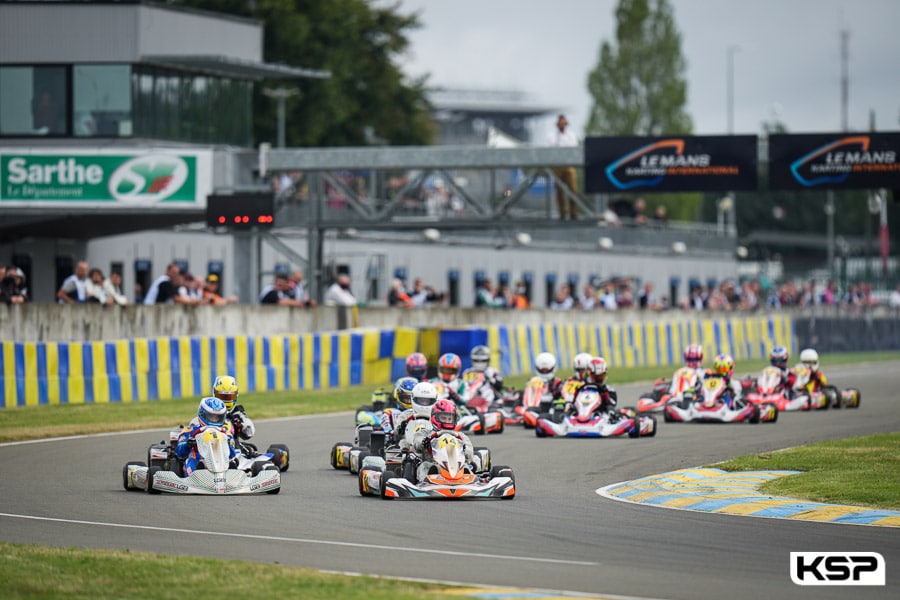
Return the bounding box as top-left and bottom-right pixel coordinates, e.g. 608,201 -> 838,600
86,267 -> 109,304
388,278 -> 414,307
549,284 -> 574,310
633,197 -> 647,225
409,277 -> 444,306
323,274 -> 357,306
599,283 -> 617,310
0,266 -> 27,304
638,282 -> 662,310
179,273 -> 203,303
617,285 -> 635,308
260,273 -> 303,306
494,283 -> 512,308
546,114 -> 579,220
820,280 -> 838,305
143,262 -> 194,305
578,284 -> 597,310
289,270 -> 316,307
652,204 -> 668,226
889,284 -> 900,308
103,271 -> 128,306
57,260 -> 91,304
475,278 -> 503,307
202,273 -> 237,305
510,280 -> 529,309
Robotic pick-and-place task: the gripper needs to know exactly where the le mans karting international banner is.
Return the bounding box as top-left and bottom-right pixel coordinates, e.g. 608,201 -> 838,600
768,132 -> 900,190
584,135 -> 758,193
0,149 -> 212,207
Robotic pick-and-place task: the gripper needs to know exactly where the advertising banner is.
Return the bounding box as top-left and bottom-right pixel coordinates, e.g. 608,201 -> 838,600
0,149 -> 213,207
768,132 -> 900,190
584,135 -> 758,193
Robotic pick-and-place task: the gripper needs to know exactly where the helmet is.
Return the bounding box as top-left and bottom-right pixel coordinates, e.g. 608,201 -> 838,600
197,396 -> 227,428
370,387 -> 390,411
770,346 -> 789,369
437,353 -> 462,383
684,344 -> 704,369
713,354 -> 734,378
587,356 -> 608,385
212,375 -> 238,411
393,376 -> 418,410
534,352 -> 557,381
430,398 -> 459,431
405,352 -> 428,380
573,352 -> 592,380
411,381 -> 439,417
800,348 -> 819,371
470,345 -> 491,371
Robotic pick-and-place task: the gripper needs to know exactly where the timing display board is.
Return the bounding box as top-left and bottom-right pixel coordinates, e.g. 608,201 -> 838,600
768,132 -> 900,190
206,193 -> 274,229
584,135 -> 758,193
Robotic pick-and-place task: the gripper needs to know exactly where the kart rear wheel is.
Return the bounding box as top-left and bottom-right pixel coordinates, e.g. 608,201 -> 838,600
268,444 -> 290,472
401,459 -> 417,482
766,403 -> 779,423
644,415 -> 658,437
331,442 -> 351,469
748,404 -> 761,424
122,461 -> 145,491
663,407 -> 675,423
474,412 -> 486,435
146,466 -> 162,494
824,386 -> 840,409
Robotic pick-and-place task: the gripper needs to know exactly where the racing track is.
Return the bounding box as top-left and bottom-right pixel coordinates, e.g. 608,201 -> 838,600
1,361 -> 898,600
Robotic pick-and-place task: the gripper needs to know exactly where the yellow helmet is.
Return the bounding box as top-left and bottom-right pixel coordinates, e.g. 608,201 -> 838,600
213,375 -> 239,411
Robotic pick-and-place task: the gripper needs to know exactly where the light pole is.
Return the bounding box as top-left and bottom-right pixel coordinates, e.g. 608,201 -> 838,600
263,87 -> 299,148
727,45 -> 740,134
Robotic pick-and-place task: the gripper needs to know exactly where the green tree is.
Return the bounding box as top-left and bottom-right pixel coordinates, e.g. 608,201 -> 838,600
173,0 -> 435,147
585,0 -> 691,136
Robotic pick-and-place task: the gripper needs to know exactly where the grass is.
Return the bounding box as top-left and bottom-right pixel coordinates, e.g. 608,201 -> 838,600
0,350 -> 896,443
712,432 -> 900,511
0,542 -> 462,600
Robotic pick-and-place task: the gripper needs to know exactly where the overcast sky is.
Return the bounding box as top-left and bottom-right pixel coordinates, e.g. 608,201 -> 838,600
396,0 -> 900,140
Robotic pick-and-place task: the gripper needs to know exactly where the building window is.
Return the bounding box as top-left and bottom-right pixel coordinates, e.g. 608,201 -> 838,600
73,65 -> 132,137
0,65 -> 68,136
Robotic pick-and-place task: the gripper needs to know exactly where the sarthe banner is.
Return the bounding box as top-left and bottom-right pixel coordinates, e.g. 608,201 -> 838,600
768,132 -> 900,190
584,135 -> 758,193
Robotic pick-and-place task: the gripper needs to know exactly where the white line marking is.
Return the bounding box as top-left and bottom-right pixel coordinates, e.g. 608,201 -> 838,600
0,512 -> 598,566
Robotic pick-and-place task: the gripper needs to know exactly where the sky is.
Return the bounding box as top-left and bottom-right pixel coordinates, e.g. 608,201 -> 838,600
395,0 -> 900,140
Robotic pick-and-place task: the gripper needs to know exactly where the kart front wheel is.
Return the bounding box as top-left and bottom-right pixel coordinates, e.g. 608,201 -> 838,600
122,461 -> 145,491
380,473 -> 395,500
268,444 -> 290,472
146,466 -> 162,494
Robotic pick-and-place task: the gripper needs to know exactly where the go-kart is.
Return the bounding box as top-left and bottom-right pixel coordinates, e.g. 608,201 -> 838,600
637,367 -> 701,413
534,387 -> 656,438
741,366 -> 824,411
664,376 -> 778,424
358,430 -> 514,500
123,426 -> 281,495
434,380 -> 504,434
520,376 -> 555,428
145,422 -> 289,474
462,371 -> 525,425
791,365 -> 861,409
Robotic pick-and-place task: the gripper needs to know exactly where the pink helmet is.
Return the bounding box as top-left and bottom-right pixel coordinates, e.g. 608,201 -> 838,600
684,344 -> 704,369
430,398 -> 459,431
405,352 -> 428,380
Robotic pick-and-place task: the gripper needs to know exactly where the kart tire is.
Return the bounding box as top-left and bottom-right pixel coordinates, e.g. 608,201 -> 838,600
251,460 -> 267,477
749,404 -> 761,424
663,407 -> 675,423
644,415 -> 658,437
260,464 -> 281,494
268,444 -> 290,472
628,417 -> 641,438
494,413 -> 505,434
331,442 -> 351,469
766,403 -> 779,423
824,386 -> 840,409
490,465 -> 516,499
475,412 -> 486,435
401,459 -> 417,482
380,472 -> 395,500
147,466 -> 162,494
354,450 -> 371,475
122,461 -> 145,491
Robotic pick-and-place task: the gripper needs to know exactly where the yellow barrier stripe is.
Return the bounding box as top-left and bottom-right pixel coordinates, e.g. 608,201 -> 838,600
156,338 -> 172,401
134,339 -> 148,401
253,336 -> 266,392
288,335 -> 300,390
302,335 -> 314,390
46,342 -> 60,405
115,340 -> 132,402
338,333 -> 350,388
91,342 -> 109,404
233,336 -> 248,394
68,343 -> 84,404
23,343 -> 38,407
270,335 -> 285,392
179,337 -> 193,400
214,336 -> 227,376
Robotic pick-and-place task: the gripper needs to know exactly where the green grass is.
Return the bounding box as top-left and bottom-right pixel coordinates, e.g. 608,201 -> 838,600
0,542 -> 462,600
0,351 -> 896,442
712,432 -> 900,510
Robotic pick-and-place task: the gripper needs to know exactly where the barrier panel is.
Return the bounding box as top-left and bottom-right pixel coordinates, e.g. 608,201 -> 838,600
0,328 -> 418,408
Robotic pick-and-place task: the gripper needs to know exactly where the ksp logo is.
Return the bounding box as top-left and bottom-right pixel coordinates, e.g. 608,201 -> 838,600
108,155 -> 188,203
790,552 -> 885,586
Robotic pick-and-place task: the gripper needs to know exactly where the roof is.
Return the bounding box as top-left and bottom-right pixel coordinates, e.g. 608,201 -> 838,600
141,55 -> 330,81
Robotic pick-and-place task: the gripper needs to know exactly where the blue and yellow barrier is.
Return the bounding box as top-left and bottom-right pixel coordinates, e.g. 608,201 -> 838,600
0,328 -> 417,408
0,316 -> 791,408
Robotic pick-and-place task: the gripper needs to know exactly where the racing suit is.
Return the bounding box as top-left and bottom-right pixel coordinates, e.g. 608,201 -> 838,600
668,366 -> 705,396
412,428 -> 476,482
461,366 -> 504,395
227,405 -> 256,440
704,372 -> 744,408
567,382 -> 618,417
175,424 -> 239,475
430,376 -> 467,407
555,375 -> 585,411
773,366 -> 796,396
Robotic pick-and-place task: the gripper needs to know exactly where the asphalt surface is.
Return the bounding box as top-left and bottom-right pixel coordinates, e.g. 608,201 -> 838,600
1,361 -> 898,600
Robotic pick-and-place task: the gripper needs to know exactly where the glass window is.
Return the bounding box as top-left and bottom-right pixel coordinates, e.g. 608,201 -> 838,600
73,65 -> 132,137
0,65 -> 68,136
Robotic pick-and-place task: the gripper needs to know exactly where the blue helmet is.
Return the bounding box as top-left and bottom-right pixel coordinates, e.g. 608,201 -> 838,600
198,396 -> 227,427
393,376 -> 418,410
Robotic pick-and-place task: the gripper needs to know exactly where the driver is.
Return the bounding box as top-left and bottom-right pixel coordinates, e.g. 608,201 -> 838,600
556,352 -> 592,411
175,397 -> 239,475
431,352 -> 466,405
394,381 -> 439,450
380,376 -> 418,439
404,352 -> 429,381
413,398 -> 476,481
706,354 -> 743,407
675,344 -> 706,394
461,345 -> 504,395
212,375 -> 255,441
797,348 -> 827,393
769,346 -> 795,393
568,356 -> 617,417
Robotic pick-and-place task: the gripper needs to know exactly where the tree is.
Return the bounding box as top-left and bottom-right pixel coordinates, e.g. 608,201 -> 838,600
585,0 -> 691,136
173,0 -> 435,147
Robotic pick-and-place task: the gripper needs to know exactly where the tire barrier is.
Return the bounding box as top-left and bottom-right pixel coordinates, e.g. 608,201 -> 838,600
793,316 -> 900,353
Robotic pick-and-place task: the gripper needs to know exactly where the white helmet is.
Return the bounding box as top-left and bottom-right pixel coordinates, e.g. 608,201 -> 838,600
573,352 -> 592,380
470,345 -> 491,371
534,352 -> 557,381
410,381 -> 439,417
799,348 -> 819,372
